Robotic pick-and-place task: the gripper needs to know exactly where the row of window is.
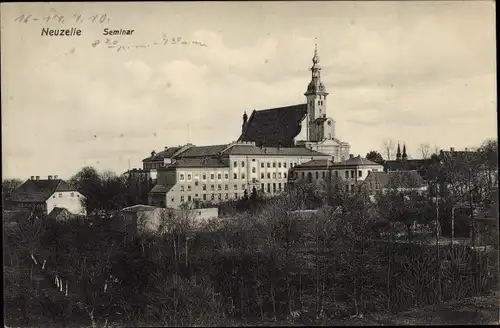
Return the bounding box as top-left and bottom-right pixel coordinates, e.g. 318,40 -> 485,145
260,182 -> 286,193
297,169 -> 380,180
177,193 -> 242,203
180,184 -> 248,192
52,192 -> 78,198
179,170 -> 290,182
233,161 -> 298,169
261,172 -> 287,179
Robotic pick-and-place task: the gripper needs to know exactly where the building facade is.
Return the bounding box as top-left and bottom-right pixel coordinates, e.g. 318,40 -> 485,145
288,155 -> 384,192
149,141 -> 331,209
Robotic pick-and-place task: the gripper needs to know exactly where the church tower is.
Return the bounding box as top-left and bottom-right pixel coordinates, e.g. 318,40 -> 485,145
304,44 -> 332,142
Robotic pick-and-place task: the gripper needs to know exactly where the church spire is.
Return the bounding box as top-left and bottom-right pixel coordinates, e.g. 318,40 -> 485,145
402,144 -> 408,160
305,40 -> 328,96
396,143 -> 402,160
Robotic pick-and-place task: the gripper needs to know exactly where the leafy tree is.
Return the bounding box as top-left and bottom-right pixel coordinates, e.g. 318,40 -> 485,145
2,178 -> 23,201
366,150 -> 385,164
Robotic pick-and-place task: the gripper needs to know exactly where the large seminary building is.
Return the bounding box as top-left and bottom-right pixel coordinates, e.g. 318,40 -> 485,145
145,46 -> 352,209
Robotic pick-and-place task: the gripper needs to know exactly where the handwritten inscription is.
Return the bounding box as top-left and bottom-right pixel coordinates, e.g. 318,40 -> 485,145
41,28 -> 82,36
92,35 -> 208,52
14,11 -> 111,24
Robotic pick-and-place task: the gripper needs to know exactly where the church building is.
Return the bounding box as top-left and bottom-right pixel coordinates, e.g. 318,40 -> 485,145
238,44 -> 351,162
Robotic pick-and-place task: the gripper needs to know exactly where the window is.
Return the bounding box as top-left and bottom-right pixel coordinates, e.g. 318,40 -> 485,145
369,182 -> 373,189
284,163 -> 287,168
301,172 -> 305,178
233,184 -> 237,190
181,196 -> 184,202
284,182 -> 287,189
234,193 -> 238,199
180,174 -> 185,180
278,162 -> 282,168
180,186 -> 185,191
261,163 -> 264,168
273,162 -> 276,168
272,173 -> 276,179
335,171 -> 339,177
210,174 -> 215,180
203,194 -> 207,200
234,161 -> 237,167
322,172 -> 326,178
217,185 -> 221,191
315,172 -> 319,179
211,194 -> 215,200
278,172 -> 282,179
267,163 -> 270,168
284,173 -> 287,178
351,170 -> 355,178
225,184 -> 228,190
358,170 -> 362,177
202,174 -> 207,180
252,167 -> 256,173
267,183 -> 271,192
225,173 -> 229,179
187,186 -> 191,191
261,183 -> 264,190
70,192 -> 74,197
242,184 -> 245,190
252,159 -> 256,162
171,197 -> 175,202
218,194 -> 222,200
210,185 -> 214,191
252,178 -> 256,183
241,161 -> 245,167
188,195 -> 192,202
278,183 -> 282,191
218,174 -> 222,179
345,171 -> 349,179
233,173 -> 238,179
241,173 -> 245,179
273,183 -> 276,192
225,193 -> 229,199
194,181 -> 199,186
267,173 -> 271,179
261,173 -> 264,179
187,174 -> 192,180
203,185 -> 207,191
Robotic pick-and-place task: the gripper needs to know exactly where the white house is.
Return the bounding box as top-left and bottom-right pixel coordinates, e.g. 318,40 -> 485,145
10,176 -> 86,215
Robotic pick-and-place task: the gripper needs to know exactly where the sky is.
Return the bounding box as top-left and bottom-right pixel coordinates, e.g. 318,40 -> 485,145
1,1 -> 497,180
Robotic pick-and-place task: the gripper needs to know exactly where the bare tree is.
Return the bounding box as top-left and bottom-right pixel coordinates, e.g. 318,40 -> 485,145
418,143 -> 432,159
382,139 -> 396,161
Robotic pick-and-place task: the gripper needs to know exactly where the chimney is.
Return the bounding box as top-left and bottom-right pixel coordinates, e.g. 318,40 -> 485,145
31,176 -> 35,180
164,146 -> 168,151
464,148 -> 468,152
48,175 -> 53,180
54,175 -> 58,179
349,154 -> 354,159
450,147 -> 455,152
151,150 -> 156,157
35,176 -> 40,180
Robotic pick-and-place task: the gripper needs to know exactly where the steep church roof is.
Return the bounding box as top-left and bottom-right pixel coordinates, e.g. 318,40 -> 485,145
238,104 -> 308,147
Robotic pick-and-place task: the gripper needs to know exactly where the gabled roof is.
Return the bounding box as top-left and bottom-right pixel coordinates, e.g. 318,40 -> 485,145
47,207 -> 72,220
223,144 -> 329,157
294,156 -> 382,169
238,104 -> 308,147
367,170 -> 427,189
11,179 -> 77,203
122,204 -> 160,212
177,144 -> 228,158
143,146 -> 182,162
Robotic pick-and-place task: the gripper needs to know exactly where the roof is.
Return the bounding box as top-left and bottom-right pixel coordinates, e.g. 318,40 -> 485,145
122,204 -> 160,212
223,144 -> 329,157
385,159 -> 426,172
47,207 -> 72,220
164,157 -> 230,168
177,144 -> 229,158
143,146 -> 182,162
367,170 -> 427,189
10,179 -> 77,203
149,184 -> 174,194
294,156 -> 381,169
238,104 -> 308,147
